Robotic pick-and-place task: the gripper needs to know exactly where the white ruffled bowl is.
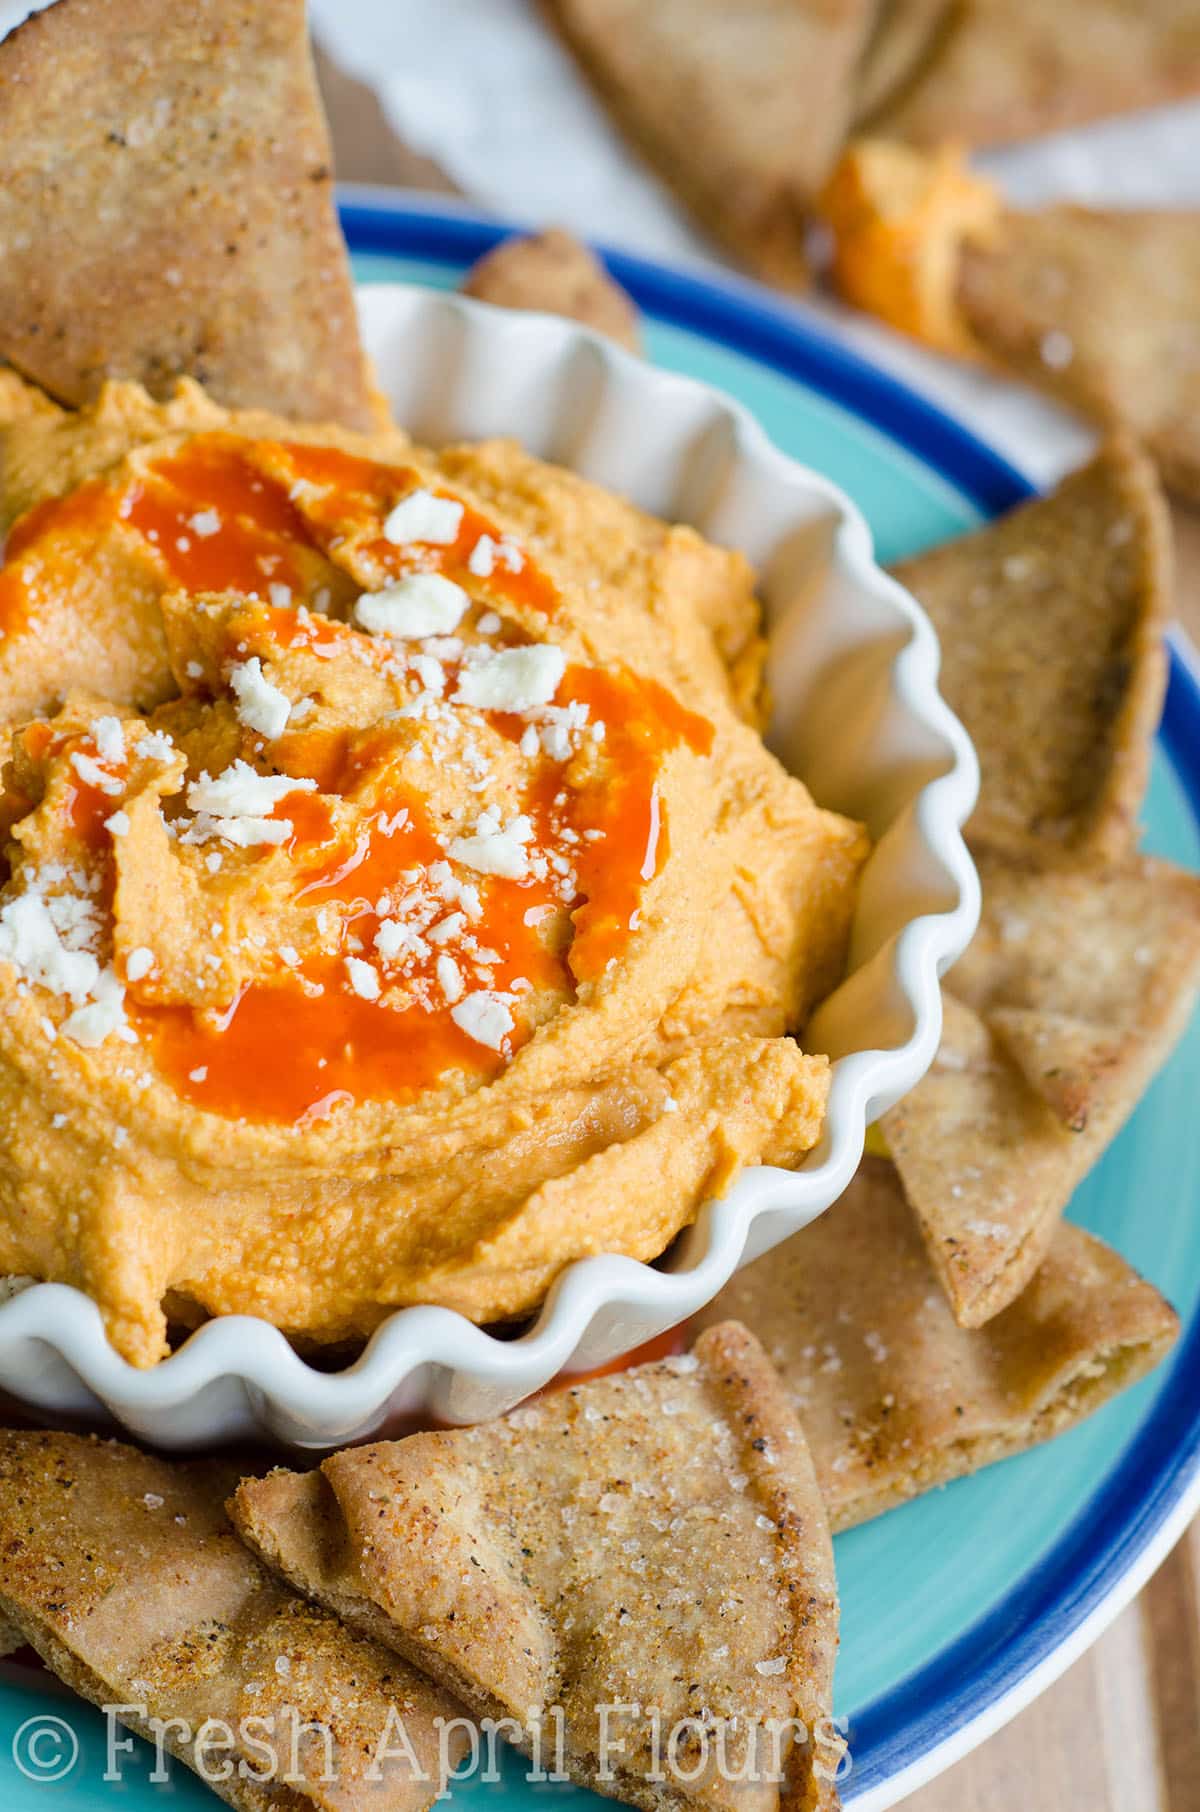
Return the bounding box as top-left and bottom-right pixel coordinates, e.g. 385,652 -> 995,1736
0,285 -> 979,1449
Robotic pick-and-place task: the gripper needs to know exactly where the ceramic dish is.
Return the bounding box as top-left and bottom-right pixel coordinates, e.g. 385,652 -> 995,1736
0,197 -> 1198,1812
0,272 -> 978,1449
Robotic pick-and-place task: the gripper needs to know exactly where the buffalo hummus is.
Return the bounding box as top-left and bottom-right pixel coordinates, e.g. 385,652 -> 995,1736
0,378 -> 867,1365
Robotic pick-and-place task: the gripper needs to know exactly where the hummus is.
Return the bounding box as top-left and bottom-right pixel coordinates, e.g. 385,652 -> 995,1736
0,380 -> 867,1365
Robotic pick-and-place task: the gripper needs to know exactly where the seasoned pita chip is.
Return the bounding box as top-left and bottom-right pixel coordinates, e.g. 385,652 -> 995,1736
545,0 -> 878,289
0,1613 -> 21,1657
880,993 -> 1088,1326
461,230 -> 642,353
851,0 -> 955,129
867,0 -> 1200,147
0,0 -> 378,430
958,207 -> 1200,505
694,1157 -> 1179,1529
0,1431 -> 466,1812
952,849 -> 1200,1142
232,1322 -> 843,1812
890,440 -> 1169,861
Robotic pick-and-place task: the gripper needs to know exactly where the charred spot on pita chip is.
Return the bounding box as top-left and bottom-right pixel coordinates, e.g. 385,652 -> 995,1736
0,0 -> 379,430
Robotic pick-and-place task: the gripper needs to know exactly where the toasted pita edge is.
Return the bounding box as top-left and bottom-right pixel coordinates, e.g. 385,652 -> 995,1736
0,1613 -> 22,1658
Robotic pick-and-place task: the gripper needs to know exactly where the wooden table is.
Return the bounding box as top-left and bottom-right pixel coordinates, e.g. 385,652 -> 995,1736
314,46 -> 1200,1808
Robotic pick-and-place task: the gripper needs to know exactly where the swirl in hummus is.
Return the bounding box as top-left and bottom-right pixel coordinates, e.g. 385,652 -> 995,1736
0,379 -> 868,1365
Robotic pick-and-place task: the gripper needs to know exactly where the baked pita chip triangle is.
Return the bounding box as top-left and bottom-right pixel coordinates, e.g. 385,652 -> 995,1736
880,993 -> 1089,1326
0,1431 -> 467,1812
545,0 -> 878,290
232,1321 -> 843,1812
851,0 -> 954,128
460,230 -> 642,353
0,0 -> 378,429
694,1157 -> 1179,1530
890,439 -> 1169,862
952,849 -> 1200,1143
958,206 -> 1200,505
866,0 -> 1200,147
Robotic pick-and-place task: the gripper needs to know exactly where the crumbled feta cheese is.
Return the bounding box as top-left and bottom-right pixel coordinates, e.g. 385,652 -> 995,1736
183,761 -> 315,848
91,716 -> 126,765
137,729 -> 177,764
268,582 -> 292,610
104,809 -> 130,838
189,1066 -> 208,1083
355,572 -> 469,640
60,970 -> 130,1048
382,489 -> 463,547
450,990 -> 514,1050
345,956 -> 381,1001
448,812 -> 535,879
229,657 -> 291,740
436,953 -> 464,1003
70,750 -> 122,795
456,644 -> 565,713
189,509 -> 221,538
468,535 -> 497,578
125,946 -> 155,982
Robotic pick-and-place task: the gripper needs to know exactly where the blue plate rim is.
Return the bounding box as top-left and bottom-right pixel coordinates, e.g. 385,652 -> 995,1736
335,193 -> 1200,1802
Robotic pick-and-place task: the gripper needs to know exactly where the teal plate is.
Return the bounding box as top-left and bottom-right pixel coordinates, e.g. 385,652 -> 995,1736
2,194 -> 1199,1811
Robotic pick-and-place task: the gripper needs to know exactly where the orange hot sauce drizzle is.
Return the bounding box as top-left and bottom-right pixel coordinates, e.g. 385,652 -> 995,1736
5,435 -> 715,1124
269,441 -> 559,618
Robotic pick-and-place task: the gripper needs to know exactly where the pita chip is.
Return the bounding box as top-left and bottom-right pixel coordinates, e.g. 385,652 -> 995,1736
0,1431 -> 467,1812
545,0 -> 878,289
958,207 -> 1200,506
232,1321 -> 844,1812
0,0 -> 379,430
880,993 -> 1090,1327
0,1613 -> 21,1658
694,1157 -> 1179,1530
865,1 -> 1200,147
850,0 -> 954,129
890,439 -> 1169,862
952,849 -> 1200,1143
461,230 -> 642,353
